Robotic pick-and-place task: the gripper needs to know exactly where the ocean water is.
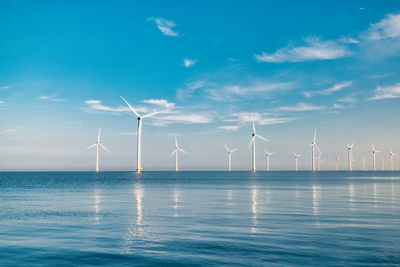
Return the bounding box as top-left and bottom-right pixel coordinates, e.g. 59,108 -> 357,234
0,171 -> 399,266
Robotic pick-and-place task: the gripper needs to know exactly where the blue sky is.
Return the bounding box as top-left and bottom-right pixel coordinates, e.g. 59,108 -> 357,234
1,1 -> 400,171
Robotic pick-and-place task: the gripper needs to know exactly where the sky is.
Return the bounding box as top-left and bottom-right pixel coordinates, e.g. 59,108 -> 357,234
1,0 -> 400,171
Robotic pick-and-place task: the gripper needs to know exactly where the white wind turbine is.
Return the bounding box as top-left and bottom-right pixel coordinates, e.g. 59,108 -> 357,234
335,156 -> 339,171
372,144 -> 379,172
310,129 -> 318,172
264,149 -> 274,171
121,96 -> 166,173
293,153 -> 302,171
249,120 -> 268,172
87,128 -> 110,172
346,143 -> 355,171
170,136 -> 188,172
224,145 -> 238,172
389,147 -> 399,171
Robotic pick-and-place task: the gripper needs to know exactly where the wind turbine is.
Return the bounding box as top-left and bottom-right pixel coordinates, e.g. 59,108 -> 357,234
264,149 -> 274,171
224,145 -> 238,172
372,144 -> 379,172
389,147 -> 399,171
335,156 -> 339,171
293,153 -> 302,171
310,129 -> 317,171
346,143 -> 355,171
362,156 -> 366,171
249,120 -> 268,172
87,128 -> 110,172
316,145 -> 322,171
382,158 -> 385,171
170,136 -> 188,172
121,96 -> 165,173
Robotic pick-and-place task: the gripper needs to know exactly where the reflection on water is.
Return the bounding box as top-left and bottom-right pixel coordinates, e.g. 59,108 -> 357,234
251,186 -> 258,233
312,185 -> 321,216
173,187 -> 179,217
135,183 -> 143,231
94,189 -> 100,223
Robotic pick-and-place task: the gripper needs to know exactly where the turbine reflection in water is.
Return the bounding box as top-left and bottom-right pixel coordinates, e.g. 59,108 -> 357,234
251,185 -> 258,233
173,187 -> 179,217
94,189 -> 100,223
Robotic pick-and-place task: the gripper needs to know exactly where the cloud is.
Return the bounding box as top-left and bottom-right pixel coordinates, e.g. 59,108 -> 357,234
255,37 -> 351,63
1,86 -> 9,89
176,81 -> 208,100
142,99 -> 175,109
368,82 -> 400,100
367,13 -> 400,40
332,103 -> 344,109
218,125 -> 241,131
147,17 -> 179,37
154,114 -> 212,126
302,81 -> 353,98
222,112 -> 292,131
39,94 -> 65,102
0,100 -> 4,104
84,100 -> 130,113
338,36 -> 360,44
3,128 -> 20,133
280,102 -> 325,111
183,59 -> 197,68
338,96 -> 357,103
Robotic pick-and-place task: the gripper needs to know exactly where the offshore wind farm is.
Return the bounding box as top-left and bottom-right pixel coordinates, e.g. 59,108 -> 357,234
1,1 -> 400,266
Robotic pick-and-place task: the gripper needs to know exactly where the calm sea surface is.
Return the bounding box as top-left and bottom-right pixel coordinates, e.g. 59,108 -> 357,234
0,171 -> 399,266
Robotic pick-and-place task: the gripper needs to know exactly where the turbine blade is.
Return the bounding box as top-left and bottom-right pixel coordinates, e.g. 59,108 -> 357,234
252,120 -> 256,133
175,136 -> 178,147
248,136 -> 255,148
120,96 -> 141,118
231,147 -> 238,153
87,144 -> 96,150
142,109 -> 166,118
170,149 -> 177,157
178,148 -> 188,154
98,128 -> 101,143
224,145 -> 230,152
99,143 -> 111,154
256,134 -> 269,142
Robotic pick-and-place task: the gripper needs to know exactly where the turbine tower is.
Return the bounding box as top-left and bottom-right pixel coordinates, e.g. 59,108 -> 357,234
264,149 -> 274,171
87,128 -> 110,172
335,156 -> 339,171
249,120 -> 268,172
121,96 -> 165,173
346,143 -> 355,171
170,136 -> 188,172
293,153 -> 302,171
224,145 -> 238,172
310,129 -> 317,171
389,147 -> 399,171
372,144 -> 379,172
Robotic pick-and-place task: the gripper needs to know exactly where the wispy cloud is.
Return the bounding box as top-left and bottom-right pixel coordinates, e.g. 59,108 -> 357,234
0,100 -> 4,104
368,82 -> 400,100
1,86 -> 9,90
255,37 -> 351,63
219,112 -> 292,131
84,100 -> 130,113
120,132 -> 137,136
338,96 -> 357,103
280,102 -> 325,111
153,113 -> 212,126
302,81 -> 353,98
217,125 -> 241,131
367,13 -> 400,40
183,58 -> 197,68
3,128 -> 20,133
142,99 -> 175,109
338,36 -> 360,44
39,94 -> 65,102
147,17 -> 180,37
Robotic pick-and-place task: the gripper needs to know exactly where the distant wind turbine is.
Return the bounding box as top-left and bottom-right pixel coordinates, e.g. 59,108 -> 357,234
121,96 -> 166,173
293,153 -> 302,171
335,156 -> 339,171
87,128 -> 110,172
346,143 -> 355,171
224,145 -> 238,172
249,120 -> 268,172
264,149 -> 274,171
389,147 -> 399,171
170,136 -> 188,172
310,129 -> 318,172
372,144 -> 379,172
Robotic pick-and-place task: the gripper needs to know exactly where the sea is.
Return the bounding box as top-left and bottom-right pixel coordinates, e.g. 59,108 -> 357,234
0,171 -> 399,266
